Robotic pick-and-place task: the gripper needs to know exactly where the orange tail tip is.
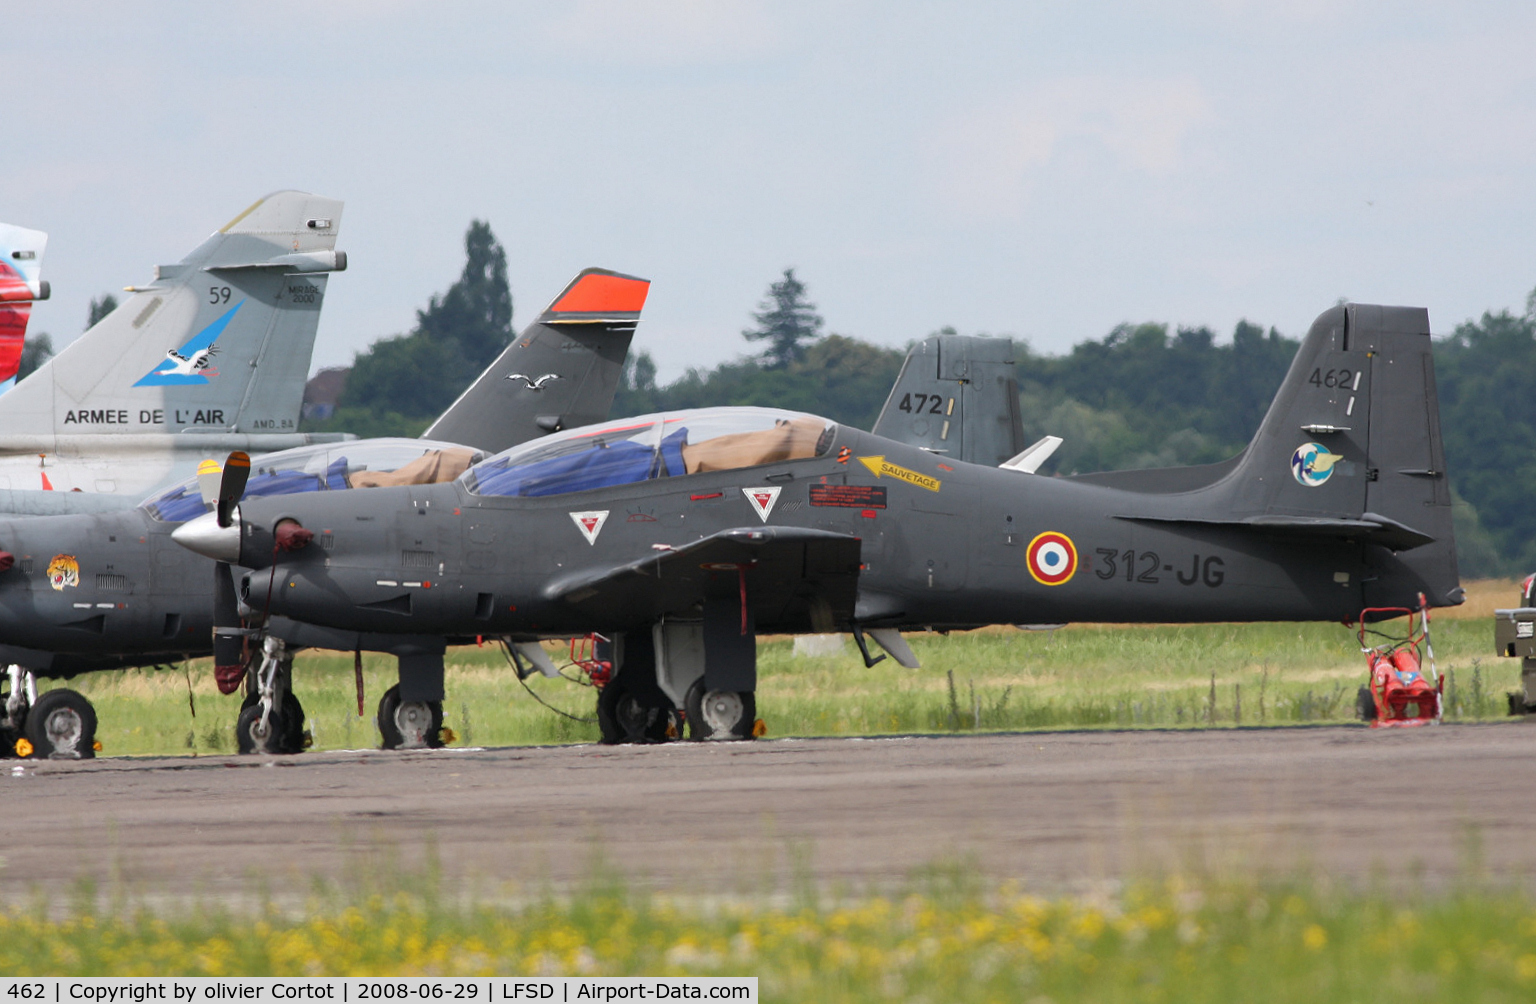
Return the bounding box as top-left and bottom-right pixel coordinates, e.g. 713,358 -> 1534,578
551,273 -> 650,314
39,471 -> 53,491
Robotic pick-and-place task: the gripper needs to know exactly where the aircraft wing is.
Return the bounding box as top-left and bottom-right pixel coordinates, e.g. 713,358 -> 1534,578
542,525 -> 863,632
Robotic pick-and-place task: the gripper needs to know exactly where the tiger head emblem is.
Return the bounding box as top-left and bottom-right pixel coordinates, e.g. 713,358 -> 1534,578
47,554 -> 79,591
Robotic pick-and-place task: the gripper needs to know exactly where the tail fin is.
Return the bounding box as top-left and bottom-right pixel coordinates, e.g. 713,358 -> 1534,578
0,191 -> 345,440
423,267 -> 649,453
0,223 -> 49,394
871,334 -> 1024,467
1089,304 -> 1460,608
1227,303 -> 1459,606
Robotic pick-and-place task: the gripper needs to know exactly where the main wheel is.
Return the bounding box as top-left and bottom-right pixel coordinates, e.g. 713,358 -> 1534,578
685,679 -> 756,741
280,691 -> 307,754
377,684 -> 444,750
596,674 -> 674,744
1355,685 -> 1377,722
24,689 -> 97,760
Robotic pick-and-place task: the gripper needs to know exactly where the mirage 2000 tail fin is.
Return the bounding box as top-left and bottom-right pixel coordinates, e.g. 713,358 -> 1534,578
0,223 -> 50,395
423,267 -> 649,454
872,334 -> 1025,467
0,191 -> 346,440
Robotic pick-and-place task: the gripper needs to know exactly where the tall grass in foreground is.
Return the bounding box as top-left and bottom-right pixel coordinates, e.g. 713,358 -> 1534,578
46,580 -> 1527,756
3,867 -> 1536,1000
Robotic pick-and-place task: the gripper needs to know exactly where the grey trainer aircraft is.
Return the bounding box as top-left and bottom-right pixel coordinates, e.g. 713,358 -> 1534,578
0,268 -> 650,758
176,303 -> 1461,744
0,191 -> 349,516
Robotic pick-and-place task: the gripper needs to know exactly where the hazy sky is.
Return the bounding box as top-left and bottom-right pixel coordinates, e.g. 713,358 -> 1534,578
8,2 -> 1536,381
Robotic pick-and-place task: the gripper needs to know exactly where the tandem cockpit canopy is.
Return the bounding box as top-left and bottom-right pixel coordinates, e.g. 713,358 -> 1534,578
463,407 -> 837,498
140,438 -> 483,522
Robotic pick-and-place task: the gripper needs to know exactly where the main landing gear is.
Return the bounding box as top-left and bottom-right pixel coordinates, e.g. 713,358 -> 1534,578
591,612 -> 761,745
377,683 -> 445,750
2,666 -> 99,760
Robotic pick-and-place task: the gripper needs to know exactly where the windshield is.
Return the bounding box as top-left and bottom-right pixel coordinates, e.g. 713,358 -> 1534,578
464,407 -> 836,498
141,438 -> 483,522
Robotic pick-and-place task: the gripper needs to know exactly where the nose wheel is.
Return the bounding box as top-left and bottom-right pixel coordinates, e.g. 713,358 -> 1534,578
377,684 -> 444,750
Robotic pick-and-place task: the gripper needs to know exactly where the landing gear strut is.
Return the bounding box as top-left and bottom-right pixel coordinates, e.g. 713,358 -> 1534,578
1,665 -> 35,756
236,635 -> 307,754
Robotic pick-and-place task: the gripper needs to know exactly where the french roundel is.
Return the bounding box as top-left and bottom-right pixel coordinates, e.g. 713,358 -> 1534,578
1026,531 -> 1078,586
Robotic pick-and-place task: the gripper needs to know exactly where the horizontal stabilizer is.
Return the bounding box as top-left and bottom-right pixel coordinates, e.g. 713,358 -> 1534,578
1115,510 -> 1436,550
1001,435 -> 1062,474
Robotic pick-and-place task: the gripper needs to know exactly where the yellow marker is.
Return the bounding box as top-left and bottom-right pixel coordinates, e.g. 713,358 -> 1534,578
15,737 -> 33,757
858,455 -> 942,491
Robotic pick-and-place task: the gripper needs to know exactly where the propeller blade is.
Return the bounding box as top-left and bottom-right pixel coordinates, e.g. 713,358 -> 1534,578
216,451 -> 250,528
196,458 -> 223,506
212,560 -> 246,695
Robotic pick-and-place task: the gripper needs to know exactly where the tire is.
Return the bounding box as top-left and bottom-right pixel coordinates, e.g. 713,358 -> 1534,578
25,689 -> 97,760
685,678 -> 756,741
377,684 -> 444,750
281,691 -> 307,754
596,673 -> 673,744
1355,685 -> 1377,722
236,701 -> 285,755
1508,692 -> 1531,717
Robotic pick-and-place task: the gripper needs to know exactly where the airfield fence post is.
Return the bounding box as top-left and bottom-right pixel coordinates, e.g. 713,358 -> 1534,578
1234,683 -> 1241,725
946,670 -> 960,731
1259,664 -> 1269,723
1448,668 -> 1458,718
1208,672 -> 1217,726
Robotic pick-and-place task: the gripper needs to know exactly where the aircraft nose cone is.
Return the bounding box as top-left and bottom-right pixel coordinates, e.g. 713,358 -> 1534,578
171,511 -> 242,562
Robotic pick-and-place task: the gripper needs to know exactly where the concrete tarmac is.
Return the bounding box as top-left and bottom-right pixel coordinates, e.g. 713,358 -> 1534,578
2,724 -> 1533,899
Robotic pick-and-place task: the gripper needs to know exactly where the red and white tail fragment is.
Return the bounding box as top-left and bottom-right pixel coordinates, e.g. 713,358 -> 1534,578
0,223 -> 49,393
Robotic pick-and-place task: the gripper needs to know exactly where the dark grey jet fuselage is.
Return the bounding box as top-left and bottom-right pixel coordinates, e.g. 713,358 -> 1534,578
186,305 -> 1462,741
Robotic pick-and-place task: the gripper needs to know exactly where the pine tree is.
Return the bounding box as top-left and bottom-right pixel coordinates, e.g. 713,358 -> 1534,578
331,221 -> 514,426
743,268 -> 823,368
415,220 -> 513,371
16,332 -> 52,380
86,294 -> 118,330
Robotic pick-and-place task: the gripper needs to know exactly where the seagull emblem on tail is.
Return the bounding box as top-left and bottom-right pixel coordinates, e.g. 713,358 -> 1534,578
506,373 -> 560,391
162,344 -> 218,376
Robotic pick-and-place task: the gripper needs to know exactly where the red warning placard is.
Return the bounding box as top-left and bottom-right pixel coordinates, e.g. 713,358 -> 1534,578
809,484 -> 888,509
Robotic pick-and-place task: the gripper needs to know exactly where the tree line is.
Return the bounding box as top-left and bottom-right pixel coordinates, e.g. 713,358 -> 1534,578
293,221 -> 1529,578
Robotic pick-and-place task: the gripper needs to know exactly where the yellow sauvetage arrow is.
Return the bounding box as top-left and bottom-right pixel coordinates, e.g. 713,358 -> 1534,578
858,455 -> 942,492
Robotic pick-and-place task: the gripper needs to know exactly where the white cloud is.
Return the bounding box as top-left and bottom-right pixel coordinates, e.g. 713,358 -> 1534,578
540,0 -> 785,66
928,76 -> 1213,218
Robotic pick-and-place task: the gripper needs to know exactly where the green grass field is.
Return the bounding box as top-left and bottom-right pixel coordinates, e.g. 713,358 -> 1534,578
5,865 -> 1536,1000
42,580 -> 1526,757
